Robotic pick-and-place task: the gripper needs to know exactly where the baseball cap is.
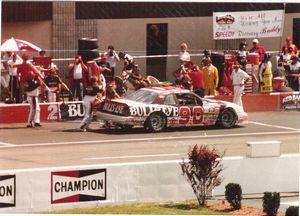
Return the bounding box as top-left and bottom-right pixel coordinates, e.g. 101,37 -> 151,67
252,39 -> 259,44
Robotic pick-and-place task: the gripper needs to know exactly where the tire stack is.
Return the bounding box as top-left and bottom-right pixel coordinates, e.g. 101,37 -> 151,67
78,38 -> 99,63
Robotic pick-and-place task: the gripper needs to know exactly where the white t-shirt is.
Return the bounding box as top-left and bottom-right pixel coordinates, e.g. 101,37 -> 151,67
74,64 -> 83,79
104,51 -> 117,68
179,51 -> 190,62
8,59 -> 21,76
232,68 -> 250,86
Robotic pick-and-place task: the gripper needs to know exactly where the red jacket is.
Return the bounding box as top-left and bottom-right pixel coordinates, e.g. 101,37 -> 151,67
17,62 -> 36,83
249,45 -> 266,61
188,70 -> 204,89
69,62 -> 88,87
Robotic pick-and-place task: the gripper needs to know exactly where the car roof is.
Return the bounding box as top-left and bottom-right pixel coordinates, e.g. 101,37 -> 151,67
143,86 -> 191,94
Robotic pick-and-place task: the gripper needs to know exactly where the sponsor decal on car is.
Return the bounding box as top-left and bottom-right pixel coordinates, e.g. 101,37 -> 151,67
0,175 -> 16,208
51,169 -> 106,204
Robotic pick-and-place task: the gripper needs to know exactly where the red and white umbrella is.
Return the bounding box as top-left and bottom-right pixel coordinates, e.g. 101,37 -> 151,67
1,37 -> 41,52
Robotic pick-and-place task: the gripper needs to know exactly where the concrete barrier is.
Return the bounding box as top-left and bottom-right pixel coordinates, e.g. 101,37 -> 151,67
0,155 -> 298,213
247,141 -> 281,157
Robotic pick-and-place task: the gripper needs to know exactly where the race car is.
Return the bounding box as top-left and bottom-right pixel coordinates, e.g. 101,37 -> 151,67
96,87 -> 248,132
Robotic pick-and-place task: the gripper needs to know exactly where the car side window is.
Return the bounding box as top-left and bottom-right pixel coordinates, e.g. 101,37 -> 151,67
175,93 -> 203,106
164,94 -> 177,105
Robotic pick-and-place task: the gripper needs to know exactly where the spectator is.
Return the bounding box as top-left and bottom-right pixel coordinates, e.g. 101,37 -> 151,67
79,76 -> 103,131
104,45 -> 120,78
69,55 -> 88,101
8,53 -> 22,103
237,41 -> 248,70
286,55 -> 300,91
25,70 -> 42,127
179,42 -> 191,64
1,58 -> 11,102
281,36 -> 298,56
44,68 -> 62,102
187,62 -> 204,97
96,54 -> 112,81
258,54 -> 273,93
232,62 -> 250,111
202,57 -> 219,96
119,51 -> 135,74
249,38 -> 266,62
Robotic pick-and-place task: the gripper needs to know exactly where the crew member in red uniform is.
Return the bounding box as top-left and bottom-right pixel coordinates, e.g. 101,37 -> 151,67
187,62 -> 204,97
17,54 -> 38,103
249,39 -> 266,62
25,70 -> 42,128
69,55 -> 88,101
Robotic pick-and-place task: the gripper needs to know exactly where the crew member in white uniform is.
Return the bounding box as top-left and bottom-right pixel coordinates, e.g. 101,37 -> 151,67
232,63 -> 250,111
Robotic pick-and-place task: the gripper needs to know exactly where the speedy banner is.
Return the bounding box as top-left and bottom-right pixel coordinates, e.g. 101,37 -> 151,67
213,10 -> 284,40
51,169 -> 106,204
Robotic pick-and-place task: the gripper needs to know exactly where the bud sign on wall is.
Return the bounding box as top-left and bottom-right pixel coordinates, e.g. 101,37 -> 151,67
213,10 -> 284,40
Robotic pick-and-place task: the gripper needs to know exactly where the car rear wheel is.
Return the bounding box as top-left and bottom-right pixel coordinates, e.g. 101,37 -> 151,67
145,113 -> 166,132
218,109 -> 237,128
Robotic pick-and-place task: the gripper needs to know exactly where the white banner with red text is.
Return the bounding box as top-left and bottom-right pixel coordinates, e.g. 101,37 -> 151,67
213,10 -> 284,40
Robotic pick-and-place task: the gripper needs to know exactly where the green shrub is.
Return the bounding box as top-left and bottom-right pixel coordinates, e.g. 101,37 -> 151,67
285,206 -> 299,216
225,183 -> 242,210
263,192 -> 280,216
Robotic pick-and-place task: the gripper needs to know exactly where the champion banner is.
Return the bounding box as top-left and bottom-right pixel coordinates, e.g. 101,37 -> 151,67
213,10 -> 284,40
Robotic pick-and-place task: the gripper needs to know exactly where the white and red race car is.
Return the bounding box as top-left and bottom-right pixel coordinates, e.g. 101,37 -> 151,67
96,87 -> 248,132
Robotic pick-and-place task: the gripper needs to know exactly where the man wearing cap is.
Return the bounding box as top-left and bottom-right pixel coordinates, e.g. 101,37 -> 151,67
69,55 -> 88,101
249,39 -> 266,62
232,62 -> 250,111
287,56 -> 300,91
281,36 -> 298,56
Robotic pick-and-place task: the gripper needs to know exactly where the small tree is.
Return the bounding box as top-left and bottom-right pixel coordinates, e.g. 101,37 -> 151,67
180,144 -> 224,206
263,192 -> 280,216
225,183 -> 242,210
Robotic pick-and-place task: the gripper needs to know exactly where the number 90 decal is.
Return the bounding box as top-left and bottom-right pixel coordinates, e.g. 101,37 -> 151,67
179,106 -> 204,125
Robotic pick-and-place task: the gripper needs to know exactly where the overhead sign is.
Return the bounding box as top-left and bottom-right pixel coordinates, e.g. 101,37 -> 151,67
51,169 -> 106,204
213,10 -> 284,40
0,175 -> 16,208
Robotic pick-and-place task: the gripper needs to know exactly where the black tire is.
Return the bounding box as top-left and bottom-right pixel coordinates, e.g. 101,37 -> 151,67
218,109 -> 237,128
145,113 -> 166,132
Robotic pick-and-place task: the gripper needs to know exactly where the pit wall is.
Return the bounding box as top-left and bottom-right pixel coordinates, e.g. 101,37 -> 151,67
0,155 -> 298,213
0,92 -> 299,124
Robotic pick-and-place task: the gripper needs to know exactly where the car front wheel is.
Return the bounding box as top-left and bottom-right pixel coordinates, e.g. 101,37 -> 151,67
218,109 -> 237,128
145,113 -> 166,132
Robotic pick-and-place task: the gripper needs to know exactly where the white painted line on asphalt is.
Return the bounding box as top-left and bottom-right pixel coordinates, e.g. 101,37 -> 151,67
0,130 -> 299,149
281,201 -> 299,206
249,121 -> 300,131
83,153 -> 180,160
1,154 -> 298,174
0,142 -> 16,147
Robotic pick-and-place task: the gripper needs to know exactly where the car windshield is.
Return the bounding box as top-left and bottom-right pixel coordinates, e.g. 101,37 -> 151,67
125,89 -> 158,104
